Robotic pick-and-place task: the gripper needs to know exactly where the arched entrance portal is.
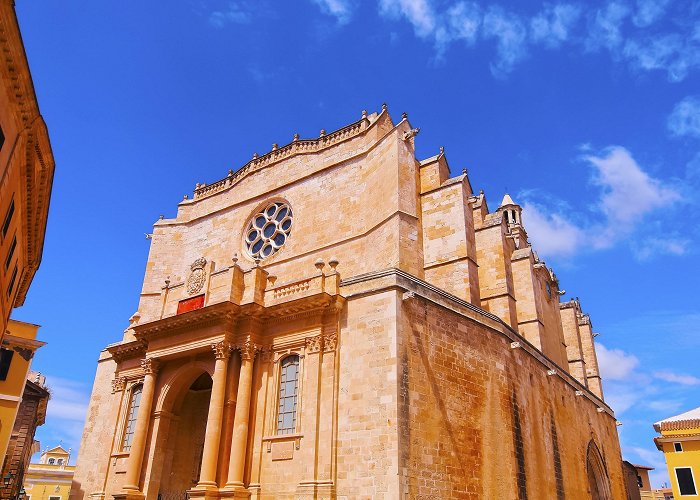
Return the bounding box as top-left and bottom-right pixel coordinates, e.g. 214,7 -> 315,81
586,441 -> 611,500
157,373 -> 212,498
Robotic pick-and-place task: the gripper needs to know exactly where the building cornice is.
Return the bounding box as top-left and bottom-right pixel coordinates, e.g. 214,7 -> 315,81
190,107 -> 389,202
340,268 -> 615,417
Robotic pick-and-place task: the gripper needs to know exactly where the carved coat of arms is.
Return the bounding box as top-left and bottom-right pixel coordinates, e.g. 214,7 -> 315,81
186,257 -> 207,295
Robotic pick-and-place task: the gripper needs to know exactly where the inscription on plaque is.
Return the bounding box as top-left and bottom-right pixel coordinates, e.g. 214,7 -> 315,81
271,440 -> 294,461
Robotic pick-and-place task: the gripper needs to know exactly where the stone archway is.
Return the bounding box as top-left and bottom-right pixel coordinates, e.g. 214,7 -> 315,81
146,366 -> 214,500
586,441 -> 611,500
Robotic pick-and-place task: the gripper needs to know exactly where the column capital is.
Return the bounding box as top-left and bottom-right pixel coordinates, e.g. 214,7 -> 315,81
305,335 -> 323,354
212,340 -> 233,360
140,357 -> 160,375
236,338 -> 261,360
323,333 -> 337,352
111,376 -> 127,393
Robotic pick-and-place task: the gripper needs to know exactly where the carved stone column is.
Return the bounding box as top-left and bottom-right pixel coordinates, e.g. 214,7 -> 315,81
196,341 -> 232,488
224,340 -> 258,490
123,358 -> 159,493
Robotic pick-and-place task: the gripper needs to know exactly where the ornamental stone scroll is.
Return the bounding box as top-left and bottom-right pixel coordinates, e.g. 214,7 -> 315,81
140,358 -> 160,376
111,376 -> 127,393
212,341 -> 233,360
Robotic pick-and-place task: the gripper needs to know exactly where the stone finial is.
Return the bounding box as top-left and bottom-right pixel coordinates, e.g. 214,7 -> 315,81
272,143 -> 278,150
253,152 -> 259,159
462,168 -> 467,175
401,112 -> 408,120
479,189 -> 484,195
164,276 -> 171,288
228,169 -> 233,176
159,214 -> 164,220
293,133 -> 299,141
183,194 -> 188,200
195,182 -> 201,190
320,129 -> 326,137
328,257 -> 339,271
382,102 -> 388,111
232,253 -> 239,266
314,258 -> 325,272
361,109 -> 368,119
439,146 -> 444,155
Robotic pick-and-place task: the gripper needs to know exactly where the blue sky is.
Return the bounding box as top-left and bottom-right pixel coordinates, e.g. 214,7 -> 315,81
13,0 -> 700,486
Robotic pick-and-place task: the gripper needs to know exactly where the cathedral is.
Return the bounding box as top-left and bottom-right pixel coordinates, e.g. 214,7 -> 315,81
71,106 -> 627,499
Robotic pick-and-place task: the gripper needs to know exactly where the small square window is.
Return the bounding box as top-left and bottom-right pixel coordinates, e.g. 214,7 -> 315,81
674,442 -> 683,452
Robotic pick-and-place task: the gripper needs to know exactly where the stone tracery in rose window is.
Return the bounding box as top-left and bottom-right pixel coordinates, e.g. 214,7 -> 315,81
244,201 -> 293,260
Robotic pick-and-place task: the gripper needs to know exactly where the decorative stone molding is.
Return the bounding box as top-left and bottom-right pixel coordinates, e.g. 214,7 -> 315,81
141,358 -> 160,376
323,333 -> 337,352
186,257 -> 207,295
237,338 -> 261,360
260,348 -> 275,363
305,335 -> 323,354
111,377 -> 127,393
212,341 -> 233,360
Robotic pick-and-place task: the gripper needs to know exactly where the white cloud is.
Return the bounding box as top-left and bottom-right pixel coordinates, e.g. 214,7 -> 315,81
654,370 -> 700,386
632,237 -> 688,260
668,96 -> 700,138
585,2 -> 630,52
584,146 -> 681,247
530,3 -> 582,48
632,0 -> 672,28
521,202 -> 584,257
624,35 -> 700,82
440,1 -> 481,50
312,0 -> 355,24
520,146 -> 682,260
379,0 -> 436,38
482,6 -> 528,77
209,2 -> 251,27
596,343 -> 640,381
45,375 -> 90,423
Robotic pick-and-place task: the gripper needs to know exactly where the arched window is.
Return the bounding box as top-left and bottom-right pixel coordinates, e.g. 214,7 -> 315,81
122,384 -> 143,451
48,458 -> 55,464
57,459 -> 63,465
277,355 -> 299,435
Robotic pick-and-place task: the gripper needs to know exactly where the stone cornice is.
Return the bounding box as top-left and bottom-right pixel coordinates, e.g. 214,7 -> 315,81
132,301 -> 240,341
340,268 -> 615,417
1,332 -> 45,351
190,107 -> 389,201
0,4 -> 56,307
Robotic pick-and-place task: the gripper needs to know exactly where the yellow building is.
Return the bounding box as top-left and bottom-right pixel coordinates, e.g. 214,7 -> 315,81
655,406 -> 700,498
72,107 -> 627,499
0,0 -> 55,341
24,446 -> 76,500
0,319 -> 45,461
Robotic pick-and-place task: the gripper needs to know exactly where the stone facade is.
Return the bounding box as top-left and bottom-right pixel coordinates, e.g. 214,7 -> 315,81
72,107 -> 627,499
1,376 -> 49,499
0,0 -> 55,341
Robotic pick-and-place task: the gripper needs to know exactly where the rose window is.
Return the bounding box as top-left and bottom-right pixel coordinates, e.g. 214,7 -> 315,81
245,202 -> 293,260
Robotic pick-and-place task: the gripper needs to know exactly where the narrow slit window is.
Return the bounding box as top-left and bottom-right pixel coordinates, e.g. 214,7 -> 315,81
277,355 -> 299,435
674,442 -> 683,452
7,264 -> 17,297
5,235 -> 16,269
2,199 -> 14,238
122,384 -> 143,451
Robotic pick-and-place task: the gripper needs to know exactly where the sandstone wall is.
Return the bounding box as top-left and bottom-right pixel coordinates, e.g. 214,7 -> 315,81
397,292 -> 625,499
